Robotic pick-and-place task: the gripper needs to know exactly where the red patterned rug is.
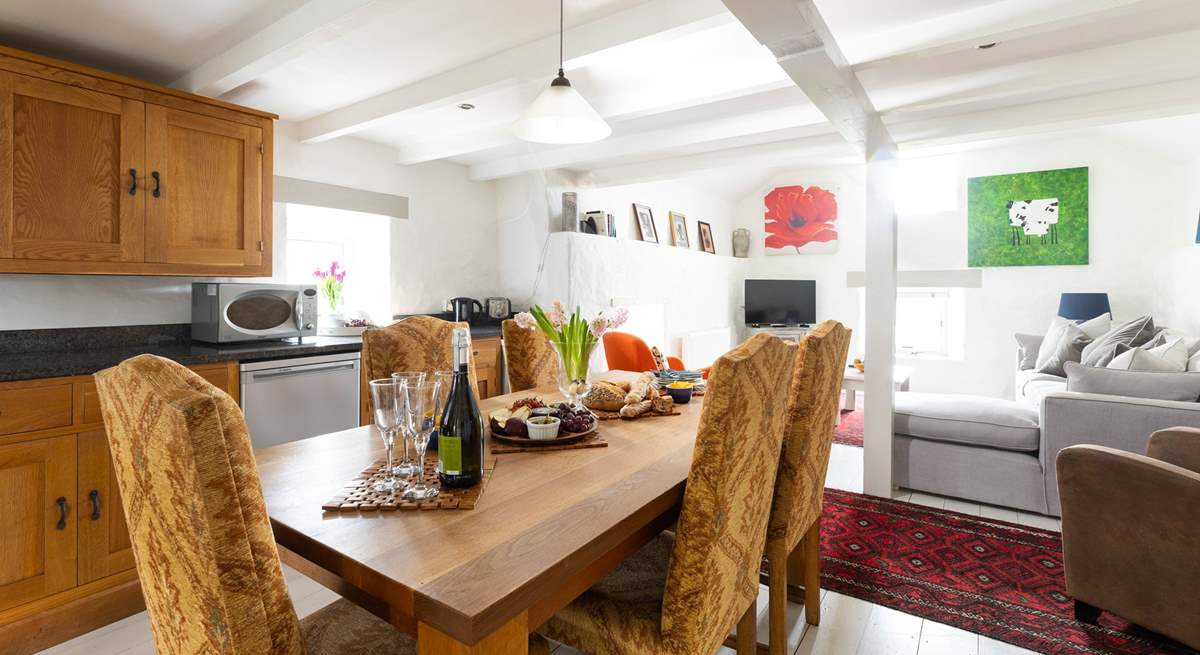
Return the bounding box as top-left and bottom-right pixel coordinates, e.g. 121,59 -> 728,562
816,489 -> 1197,654
834,391 -> 863,447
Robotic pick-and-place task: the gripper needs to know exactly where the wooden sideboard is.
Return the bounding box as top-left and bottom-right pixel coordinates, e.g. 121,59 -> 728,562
0,45 -> 275,277
0,362 -> 239,654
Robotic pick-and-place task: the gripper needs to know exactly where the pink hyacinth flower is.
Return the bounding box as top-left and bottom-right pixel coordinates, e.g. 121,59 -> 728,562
608,307 -> 629,329
513,312 -> 537,329
589,316 -> 609,337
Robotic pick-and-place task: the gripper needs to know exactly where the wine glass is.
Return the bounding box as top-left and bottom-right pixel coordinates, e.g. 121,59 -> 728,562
403,379 -> 442,501
390,371 -> 426,476
368,378 -> 406,493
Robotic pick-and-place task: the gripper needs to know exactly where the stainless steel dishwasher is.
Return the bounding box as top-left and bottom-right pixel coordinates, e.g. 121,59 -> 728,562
240,351 -> 361,449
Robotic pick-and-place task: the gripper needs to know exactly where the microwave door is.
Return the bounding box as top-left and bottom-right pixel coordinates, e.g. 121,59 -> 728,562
223,290 -> 300,339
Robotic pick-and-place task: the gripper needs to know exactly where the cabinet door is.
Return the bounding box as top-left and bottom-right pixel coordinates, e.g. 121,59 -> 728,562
0,72 -> 145,262
77,429 -> 133,584
145,105 -> 263,267
0,434 -> 77,611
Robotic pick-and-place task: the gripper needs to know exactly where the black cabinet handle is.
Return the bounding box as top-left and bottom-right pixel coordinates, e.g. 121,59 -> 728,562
151,171 -> 161,198
129,168 -> 138,195
88,489 -> 101,520
55,497 -> 67,530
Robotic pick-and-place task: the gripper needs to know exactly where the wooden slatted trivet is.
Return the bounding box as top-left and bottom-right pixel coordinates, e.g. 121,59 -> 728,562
489,432 -> 608,454
322,457 -> 495,512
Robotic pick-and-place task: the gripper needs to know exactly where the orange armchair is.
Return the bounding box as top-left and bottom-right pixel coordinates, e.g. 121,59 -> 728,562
602,331 -> 685,371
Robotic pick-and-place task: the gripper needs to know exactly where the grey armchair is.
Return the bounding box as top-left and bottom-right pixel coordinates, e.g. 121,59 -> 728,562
1056,427 -> 1200,650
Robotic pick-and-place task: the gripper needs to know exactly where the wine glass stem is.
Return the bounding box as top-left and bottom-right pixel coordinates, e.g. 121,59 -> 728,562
415,444 -> 426,490
402,432 -> 412,465
385,430 -> 396,488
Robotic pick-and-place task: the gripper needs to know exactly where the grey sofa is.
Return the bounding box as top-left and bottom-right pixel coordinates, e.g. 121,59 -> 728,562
893,333 -> 1200,516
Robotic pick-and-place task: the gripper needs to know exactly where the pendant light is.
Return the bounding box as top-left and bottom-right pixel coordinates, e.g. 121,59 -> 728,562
512,0 -> 611,144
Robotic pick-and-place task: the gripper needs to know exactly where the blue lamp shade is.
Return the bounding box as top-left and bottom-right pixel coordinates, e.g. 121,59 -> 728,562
1058,293 -> 1111,321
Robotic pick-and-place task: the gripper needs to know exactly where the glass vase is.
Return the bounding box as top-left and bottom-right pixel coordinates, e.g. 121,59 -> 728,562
551,340 -> 595,409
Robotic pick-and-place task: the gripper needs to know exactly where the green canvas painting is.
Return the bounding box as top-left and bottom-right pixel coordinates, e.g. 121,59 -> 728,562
967,167 -> 1088,267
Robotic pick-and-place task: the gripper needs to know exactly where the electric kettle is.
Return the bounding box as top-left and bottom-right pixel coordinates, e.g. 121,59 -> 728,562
446,297 -> 483,323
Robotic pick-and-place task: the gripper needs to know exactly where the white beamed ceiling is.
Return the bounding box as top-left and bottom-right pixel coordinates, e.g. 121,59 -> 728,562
5,0 -> 1200,187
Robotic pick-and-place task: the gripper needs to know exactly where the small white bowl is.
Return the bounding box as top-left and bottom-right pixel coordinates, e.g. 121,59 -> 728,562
525,416 -> 561,440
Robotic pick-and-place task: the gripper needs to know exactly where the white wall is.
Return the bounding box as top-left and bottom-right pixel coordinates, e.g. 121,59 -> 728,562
734,127 -> 1194,399
0,123 -> 499,330
496,174 -> 746,368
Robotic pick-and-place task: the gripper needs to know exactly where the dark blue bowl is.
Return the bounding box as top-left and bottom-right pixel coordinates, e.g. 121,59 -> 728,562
666,385 -> 693,404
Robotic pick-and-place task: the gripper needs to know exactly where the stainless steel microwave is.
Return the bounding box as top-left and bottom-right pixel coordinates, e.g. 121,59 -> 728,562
191,283 -> 318,343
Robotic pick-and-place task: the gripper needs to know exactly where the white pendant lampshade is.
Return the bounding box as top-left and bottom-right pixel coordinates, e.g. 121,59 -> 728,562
513,70 -> 611,144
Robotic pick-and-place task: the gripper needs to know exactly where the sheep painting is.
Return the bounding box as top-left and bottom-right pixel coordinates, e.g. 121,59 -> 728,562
968,167 -> 1087,267
1007,198 -> 1059,245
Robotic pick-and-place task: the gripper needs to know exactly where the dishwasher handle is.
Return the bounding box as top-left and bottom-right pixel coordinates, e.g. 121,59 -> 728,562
246,361 -> 358,383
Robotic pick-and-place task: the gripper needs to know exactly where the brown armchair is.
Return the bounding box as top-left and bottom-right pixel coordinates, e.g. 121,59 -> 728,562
1056,427 -> 1200,650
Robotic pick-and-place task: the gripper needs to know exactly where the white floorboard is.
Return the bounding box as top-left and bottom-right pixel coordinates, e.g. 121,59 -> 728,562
38,440 -> 1051,655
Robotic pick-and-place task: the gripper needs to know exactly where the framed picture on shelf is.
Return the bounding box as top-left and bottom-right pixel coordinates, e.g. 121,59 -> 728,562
698,221 -> 715,254
633,203 -> 658,243
669,211 -> 689,248
583,211 -> 610,236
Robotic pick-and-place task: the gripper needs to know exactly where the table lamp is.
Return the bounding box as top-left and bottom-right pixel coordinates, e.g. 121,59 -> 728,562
1058,293 -> 1111,321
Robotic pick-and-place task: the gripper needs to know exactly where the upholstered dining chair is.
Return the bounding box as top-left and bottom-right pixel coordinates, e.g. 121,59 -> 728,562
535,333 -> 796,655
602,331 -> 685,372
761,320 -> 851,654
94,354 -> 414,654
502,318 -> 558,393
360,315 -> 479,423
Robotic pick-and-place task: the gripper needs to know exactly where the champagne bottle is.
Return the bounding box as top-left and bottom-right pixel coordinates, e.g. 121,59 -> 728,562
437,327 -> 484,488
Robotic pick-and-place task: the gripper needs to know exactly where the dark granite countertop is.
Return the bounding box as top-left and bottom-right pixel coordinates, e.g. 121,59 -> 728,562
0,324 -> 362,382
0,320 -> 504,383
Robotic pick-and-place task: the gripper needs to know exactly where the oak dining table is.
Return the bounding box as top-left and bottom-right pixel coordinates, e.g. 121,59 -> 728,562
256,372 -> 704,654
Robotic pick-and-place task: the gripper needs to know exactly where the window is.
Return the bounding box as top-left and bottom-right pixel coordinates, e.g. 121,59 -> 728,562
895,289 -> 951,358
284,203 -> 391,325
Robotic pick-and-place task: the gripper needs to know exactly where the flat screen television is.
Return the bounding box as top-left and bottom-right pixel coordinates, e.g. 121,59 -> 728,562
744,279 -> 816,327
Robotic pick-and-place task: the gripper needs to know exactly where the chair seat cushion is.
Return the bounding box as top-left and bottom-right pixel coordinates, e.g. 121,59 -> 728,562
540,532 -> 674,655
301,599 -> 415,655
894,392 -> 1041,452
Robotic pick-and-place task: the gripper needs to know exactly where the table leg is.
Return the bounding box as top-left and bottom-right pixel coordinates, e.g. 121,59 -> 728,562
418,611 -> 529,655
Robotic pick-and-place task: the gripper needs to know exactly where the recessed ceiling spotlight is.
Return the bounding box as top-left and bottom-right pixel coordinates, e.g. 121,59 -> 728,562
976,42 -> 999,49
458,103 -> 475,110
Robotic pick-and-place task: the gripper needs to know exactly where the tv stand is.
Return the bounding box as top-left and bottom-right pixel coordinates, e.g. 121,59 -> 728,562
746,324 -> 812,343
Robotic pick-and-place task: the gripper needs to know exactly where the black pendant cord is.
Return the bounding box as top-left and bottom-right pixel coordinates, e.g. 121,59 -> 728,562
558,0 -> 565,75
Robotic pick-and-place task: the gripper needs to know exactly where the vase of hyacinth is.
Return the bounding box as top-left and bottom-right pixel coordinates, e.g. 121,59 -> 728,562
514,303 -> 628,409
313,261 -> 347,327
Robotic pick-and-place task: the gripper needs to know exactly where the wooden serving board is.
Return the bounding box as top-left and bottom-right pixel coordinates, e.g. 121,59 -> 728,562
591,408 -> 682,421
489,430 -> 608,454
321,457 -> 495,512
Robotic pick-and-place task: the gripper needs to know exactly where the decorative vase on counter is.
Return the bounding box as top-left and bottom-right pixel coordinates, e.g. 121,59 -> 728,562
732,228 -> 750,258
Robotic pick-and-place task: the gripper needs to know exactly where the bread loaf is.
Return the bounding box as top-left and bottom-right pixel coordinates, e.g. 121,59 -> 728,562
651,393 -> 674,414
619,399 -> 653,418
583,381 -> 626,411
624,371 -> 656,404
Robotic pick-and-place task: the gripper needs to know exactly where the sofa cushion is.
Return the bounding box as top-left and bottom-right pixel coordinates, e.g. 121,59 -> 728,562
1081,315 -> 1156,368
1107,337 -> 1189,372
894,392 -> 1041,452
1035,323 -> 1091,377
1065,362 -> 1200,402
1022,375 -> 1068,408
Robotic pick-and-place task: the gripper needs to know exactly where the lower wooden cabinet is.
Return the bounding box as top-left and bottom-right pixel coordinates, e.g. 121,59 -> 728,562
0,360 -> 238,653
0,434 -> 77,613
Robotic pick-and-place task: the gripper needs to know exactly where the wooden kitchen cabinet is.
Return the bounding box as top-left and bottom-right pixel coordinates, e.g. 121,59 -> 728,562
0,72 -> 145,263
145,105 -> 264,268
0,361 -> 239,653
473,336 -> 502,400
0,434 -> 77,613
0,45 -> 274,277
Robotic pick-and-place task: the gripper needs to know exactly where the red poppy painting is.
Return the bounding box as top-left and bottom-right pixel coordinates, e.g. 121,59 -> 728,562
764,185 -> 838,254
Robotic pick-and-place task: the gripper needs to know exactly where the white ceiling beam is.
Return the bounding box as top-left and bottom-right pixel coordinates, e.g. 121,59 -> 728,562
298,0 -> 732,144
846,0 -> 1165,71
585,132 -> 857,187
467,105 -> 829,180
720,0 -> 891,155
171,0 -> 388,97
889,75 -> 1200,150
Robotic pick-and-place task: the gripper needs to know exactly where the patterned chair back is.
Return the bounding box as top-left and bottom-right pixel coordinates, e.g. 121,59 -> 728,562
94,355 -> 305,655
502,318 -> 558,393
360,316 -> 479,420
660,333 -> 795,653
768,320 -> 852,550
